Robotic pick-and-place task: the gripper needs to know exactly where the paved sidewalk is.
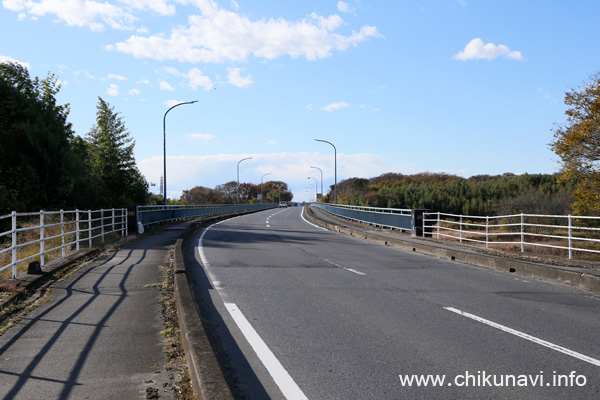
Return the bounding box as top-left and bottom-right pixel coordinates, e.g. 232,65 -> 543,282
0,223 -> 190,400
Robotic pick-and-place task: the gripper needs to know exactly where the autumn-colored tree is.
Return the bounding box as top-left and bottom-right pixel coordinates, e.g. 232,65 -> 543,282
550,72 -> 600,215
183,186 -> 217,204
214,181 -> 238,203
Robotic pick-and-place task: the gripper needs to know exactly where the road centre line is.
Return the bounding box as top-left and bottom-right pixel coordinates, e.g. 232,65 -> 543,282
444,307 -> 600,367
198,218 -> 308,399
321,257 -> 366,276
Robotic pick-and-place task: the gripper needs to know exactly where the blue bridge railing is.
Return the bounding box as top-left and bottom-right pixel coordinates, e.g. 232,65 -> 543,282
311,203 -> 427,235
137,203 -> 277,226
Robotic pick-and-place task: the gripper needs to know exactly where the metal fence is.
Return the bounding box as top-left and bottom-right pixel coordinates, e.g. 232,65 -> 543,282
0,209 -> 127,279
137,203 -> 277,226
423,212 -> 600,259
312,203 -> 413,232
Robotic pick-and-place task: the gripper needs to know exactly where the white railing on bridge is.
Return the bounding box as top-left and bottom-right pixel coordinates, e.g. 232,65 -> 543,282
0,209 -> 127,279
423,212 -> 600,259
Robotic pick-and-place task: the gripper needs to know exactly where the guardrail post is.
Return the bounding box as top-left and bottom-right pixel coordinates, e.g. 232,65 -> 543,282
437,212 -> 440,239
520,213 -> 525,253
122,208 -> 126,237
76,209 -> 80,251
459,215 -> 463,244
568,214 -> 572,259
11,211 -> 17,278
40,210 -> 45,266
101,209 -> 105,243
485,216 -> 489,249
88,210 -> 92,248
60,210 -> 66,257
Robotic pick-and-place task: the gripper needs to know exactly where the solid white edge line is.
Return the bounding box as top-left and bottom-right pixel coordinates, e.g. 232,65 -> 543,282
224,303 -> 309,400
300,207 -> 328,231
444,307 -> 600,367
198,217 -> 308,400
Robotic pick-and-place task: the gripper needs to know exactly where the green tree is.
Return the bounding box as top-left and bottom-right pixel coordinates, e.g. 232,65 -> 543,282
550,72 -> 600,215
0,62 -> 87,212
86,97 -> 148,207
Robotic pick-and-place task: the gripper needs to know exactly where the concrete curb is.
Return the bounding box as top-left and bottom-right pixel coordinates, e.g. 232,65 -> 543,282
305,207 -> 600,294
174,234 -> 234,400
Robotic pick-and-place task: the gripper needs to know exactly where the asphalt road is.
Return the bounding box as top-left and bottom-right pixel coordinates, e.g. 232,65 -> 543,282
186,207 -> 600,399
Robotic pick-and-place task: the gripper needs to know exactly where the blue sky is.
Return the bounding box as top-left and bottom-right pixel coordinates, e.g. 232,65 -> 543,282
2,0 -> 599,202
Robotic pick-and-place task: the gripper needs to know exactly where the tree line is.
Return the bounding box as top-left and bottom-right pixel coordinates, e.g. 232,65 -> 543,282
181,181 -> 292,205
331,172 -> 574,216
0,62 -> 147,213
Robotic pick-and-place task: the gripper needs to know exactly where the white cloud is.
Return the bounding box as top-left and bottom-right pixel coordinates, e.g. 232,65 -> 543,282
103,73 -> 127,81
3,0 -> 178,31
129,88 -> 141,95
187,68 -> 213,91
227,67 -> 253,88
322,101 -> 350,111
187,133 -> 217,143
159,80 -> 176,91
453,38 -> 523,61
106,83 -> 119,96
110,2 -> 381,63
306,104 -> 313,110
4,0 -> 138,31
0,55 -> 30,68
537,87 -> 557,104
119,0 -> 175,16
163,66 -> 182,76
267,140 -> 277,146
337,2 -> 354,13
83,70 -> 97,80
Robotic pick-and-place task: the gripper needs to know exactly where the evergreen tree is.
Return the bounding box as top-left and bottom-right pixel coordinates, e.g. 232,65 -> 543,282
86,97 -> 148,207
0,62 -> 87,212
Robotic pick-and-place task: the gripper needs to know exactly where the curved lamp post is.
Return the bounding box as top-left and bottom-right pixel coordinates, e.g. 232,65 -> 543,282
310,166 -> 323,203
308,177 -> 318,203
237,157 -> 253,204
163,100 -> 198,205
261,173 -> 272,203
314,139 -> 337,204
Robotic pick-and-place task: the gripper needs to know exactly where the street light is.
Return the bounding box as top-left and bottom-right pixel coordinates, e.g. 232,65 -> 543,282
237,157 -> 253,204
314,139 -> 337,204
163,100 -> 198,205
261,173 -> 272,203
310,166 -> 323,203
308,177 -> 318,203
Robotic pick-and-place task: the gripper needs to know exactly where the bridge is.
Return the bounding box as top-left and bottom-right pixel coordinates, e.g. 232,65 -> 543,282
1,205 -> 600,399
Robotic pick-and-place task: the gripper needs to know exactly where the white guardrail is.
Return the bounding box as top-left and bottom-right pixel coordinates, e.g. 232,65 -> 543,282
423,212 -> 600,259
0,209 -> 127,279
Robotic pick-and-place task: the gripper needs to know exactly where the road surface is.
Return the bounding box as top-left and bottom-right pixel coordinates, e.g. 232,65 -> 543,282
185,207 -> 600,399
